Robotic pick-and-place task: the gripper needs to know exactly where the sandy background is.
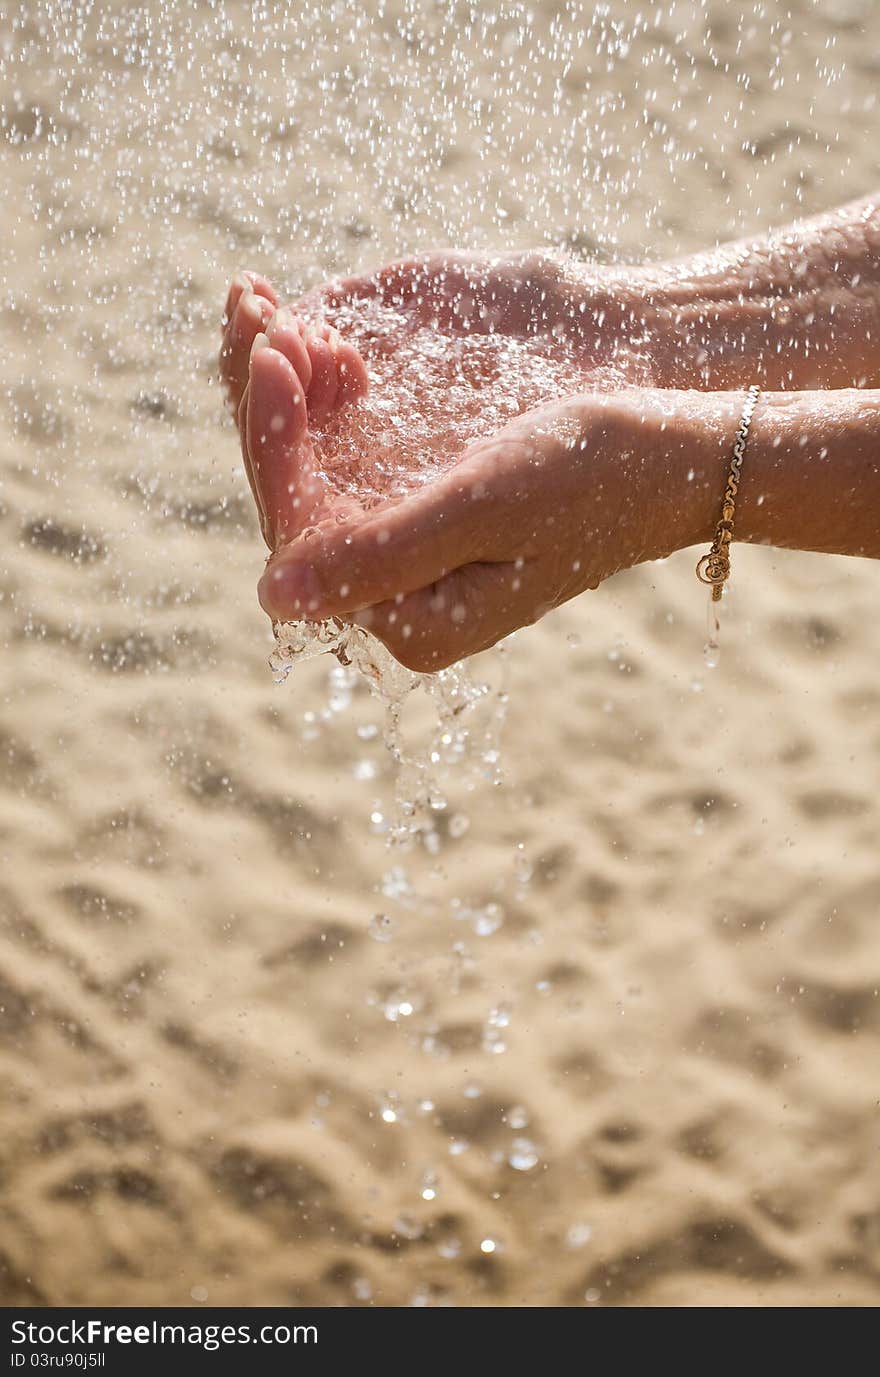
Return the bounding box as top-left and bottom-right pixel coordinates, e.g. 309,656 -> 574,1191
2,0 -> 879,1307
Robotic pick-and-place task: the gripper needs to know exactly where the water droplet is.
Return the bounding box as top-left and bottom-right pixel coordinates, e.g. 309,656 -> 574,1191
508,1137 -> 539,1171
394,1214 -> 423,1241
566,1222 -> 593,1249
383,995 -> 415,1021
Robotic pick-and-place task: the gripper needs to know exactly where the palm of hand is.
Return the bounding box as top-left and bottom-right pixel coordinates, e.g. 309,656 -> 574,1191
219,255 -> 674,668
221,255 -> 644,549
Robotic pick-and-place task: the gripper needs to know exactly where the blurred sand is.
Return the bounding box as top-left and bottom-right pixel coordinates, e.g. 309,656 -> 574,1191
1,0 -> 880,1307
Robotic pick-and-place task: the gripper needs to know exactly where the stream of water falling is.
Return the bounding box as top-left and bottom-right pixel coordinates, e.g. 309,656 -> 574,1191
254,291 -> 613,839
269,617 -> 508,844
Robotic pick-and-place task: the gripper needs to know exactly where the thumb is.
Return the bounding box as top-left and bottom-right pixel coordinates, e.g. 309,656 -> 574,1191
350,558 -> 549,672
256,464 -> 494,621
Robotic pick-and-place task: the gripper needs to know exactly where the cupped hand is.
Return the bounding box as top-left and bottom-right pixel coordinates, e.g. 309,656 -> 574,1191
246,359 -> 703,669
220,251 -> 656,419
221,257 -> 704,670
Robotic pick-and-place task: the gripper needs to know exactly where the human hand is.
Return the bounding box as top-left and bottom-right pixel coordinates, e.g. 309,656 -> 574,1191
220,250 -> 660,421
221,197 -> 880,671
247,352 -> 706,670
221,252 -> 721,669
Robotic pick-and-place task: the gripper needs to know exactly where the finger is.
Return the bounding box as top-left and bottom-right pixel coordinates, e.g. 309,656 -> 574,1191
265,307 -> 313,393
334,339 -> 370,405
258,309 -> 367,425
255,408 -> 561,622
242,270 -> 279,306
352,559 -> 549,673
315,323 -> 369,406
256,456 -> 501,622
223,269 -> 278,327
221,288 -> 275,410
223,271 -> 251,327
302,331 -> 339,426
247,340 -> 325,548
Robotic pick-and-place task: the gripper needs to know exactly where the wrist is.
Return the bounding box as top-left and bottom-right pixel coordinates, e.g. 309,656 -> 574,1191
563,389 -> 743,570
610,389 -> 750,558
645,387 -> 880,564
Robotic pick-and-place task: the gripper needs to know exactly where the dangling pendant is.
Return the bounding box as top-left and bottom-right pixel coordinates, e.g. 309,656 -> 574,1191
695,550 -> 728,598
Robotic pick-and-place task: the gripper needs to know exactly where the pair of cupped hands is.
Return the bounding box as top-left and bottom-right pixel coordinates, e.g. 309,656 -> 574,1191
219,254 -> 697,670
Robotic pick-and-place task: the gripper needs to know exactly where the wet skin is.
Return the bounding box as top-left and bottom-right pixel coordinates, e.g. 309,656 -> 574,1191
220,198 -> 880,670
219,257 -> 682,668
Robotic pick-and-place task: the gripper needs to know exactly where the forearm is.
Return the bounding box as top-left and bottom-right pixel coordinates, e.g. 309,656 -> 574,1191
662,388 -> 880,561
623,197 -> 880,391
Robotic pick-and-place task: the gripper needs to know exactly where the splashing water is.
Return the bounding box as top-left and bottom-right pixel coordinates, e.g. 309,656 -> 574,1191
261,286 -> 621,829
308,296 -> 617,502
268,617 -> 506,843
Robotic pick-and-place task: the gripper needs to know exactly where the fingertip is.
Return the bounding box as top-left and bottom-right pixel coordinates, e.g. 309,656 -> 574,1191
237,288 -> 263,327
258,558 -> 322,621
249,337 -> 294,380
242,270 -> 279,306
303,333 -> 339,425
335,342 -> 370,405
266,308 -> 313,391
223,270 -> 251,323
